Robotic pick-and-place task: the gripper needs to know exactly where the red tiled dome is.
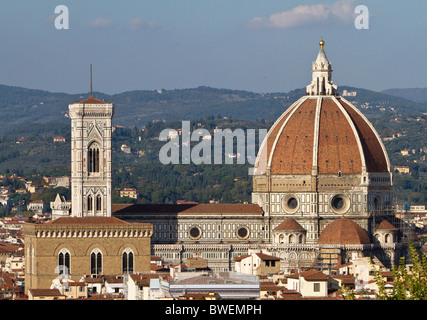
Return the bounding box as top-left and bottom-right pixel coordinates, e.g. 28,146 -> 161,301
317,216 -> 370,245
254,40 -> 390,177
255,96 -> 390,175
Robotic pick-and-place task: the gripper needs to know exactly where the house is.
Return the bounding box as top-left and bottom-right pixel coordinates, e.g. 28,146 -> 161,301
53,136 -> 66,143
234,250 -> 280,276
328,274 -> 356,293
103,275 -> 126,297
400,149 -> 411,156
0,242 -> 24,268
28,288 -> 65,300
395,166 -> 410,174
27,185 -> 43,194
286,270 -> 329,298
49,176 -> 70,188
127,273 -> 152,300
51,278 -> 88,299
120,188 -> 138,199
27,200 -> 47,213
50,193 -> 72,219
4,255 -> 24,275
121,144 -> 131,154
80,274 -> 104,294
0,272 -> 21,299
260,282 -> 282,299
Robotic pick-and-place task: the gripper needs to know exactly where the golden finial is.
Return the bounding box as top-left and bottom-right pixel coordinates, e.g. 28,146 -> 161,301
319,36 -> 325,48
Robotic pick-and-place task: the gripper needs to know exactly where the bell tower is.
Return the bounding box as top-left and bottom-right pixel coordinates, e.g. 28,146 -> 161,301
68,65 -> 114,217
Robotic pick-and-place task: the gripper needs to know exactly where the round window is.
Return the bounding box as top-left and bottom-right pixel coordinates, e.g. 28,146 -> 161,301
330,194 -> 350,213
282,194 -> 299,213
332,196 -> 344,210
237,226 -> 249,239
287,198 -> 298,209
189,226 -> 201,240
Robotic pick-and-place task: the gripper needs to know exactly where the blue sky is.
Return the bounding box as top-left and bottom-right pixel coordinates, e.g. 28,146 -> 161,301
0,0 -> 426,95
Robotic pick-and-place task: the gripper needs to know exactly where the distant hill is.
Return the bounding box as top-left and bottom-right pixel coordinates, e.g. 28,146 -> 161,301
382,87 -> 427,104
0,84 -> 426,133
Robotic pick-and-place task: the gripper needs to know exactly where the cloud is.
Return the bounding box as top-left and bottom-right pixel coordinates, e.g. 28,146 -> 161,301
248,0 -> 356,29
88,17 -> 117,28
128,18 -> 161,31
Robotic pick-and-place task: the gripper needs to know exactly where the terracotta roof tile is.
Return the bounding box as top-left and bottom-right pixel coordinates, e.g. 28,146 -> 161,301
274,218 -> 305,231
46,216 -> 129,225
113,203 -> 263,215
29,288 -> 63,297
376,219 -> 398,230
76,96 -> 110,105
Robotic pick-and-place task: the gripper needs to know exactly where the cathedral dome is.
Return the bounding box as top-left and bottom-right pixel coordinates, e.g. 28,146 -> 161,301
254,40 -> 390,177
317,216 -> 370,245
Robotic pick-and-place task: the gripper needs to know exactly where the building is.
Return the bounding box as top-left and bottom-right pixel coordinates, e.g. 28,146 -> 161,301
68,95 -> 114,217
126,273 -> 153,300
23,91 -> 153,294
50,278 -> 88,299
121,144 -> 131,154
234,250 -> 280,276
50,193 -> 72,219
53,136 -> 66,143
286,270 -> 329,298
23,216 -> 153,293
24,40 -> 412,296
28,288 -> 65,300
27,200 -> 47,214
113,39 -> 408,272
395,166 -> 410,174
120,188 -> 138,199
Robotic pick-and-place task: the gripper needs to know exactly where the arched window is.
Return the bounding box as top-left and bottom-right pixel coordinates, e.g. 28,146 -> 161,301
90,249 -> 102,274
96,195 -> 102,213
88,142 -> 100,173
87,195 -> 93,212
122,249 -> 134,274
289,234 -> 295,243
58,249 -> 70,275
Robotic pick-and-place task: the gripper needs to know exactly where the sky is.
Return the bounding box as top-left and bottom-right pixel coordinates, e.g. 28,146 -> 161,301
0,0 -> 426,95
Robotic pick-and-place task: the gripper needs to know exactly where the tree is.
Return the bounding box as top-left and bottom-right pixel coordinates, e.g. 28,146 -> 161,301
373,242 -> 427,300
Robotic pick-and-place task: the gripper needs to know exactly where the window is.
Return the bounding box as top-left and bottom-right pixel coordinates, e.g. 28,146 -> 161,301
314,283 -> 320,292
236,226 -> 249,240
282,194 -> 299,214
90,249 -> 102,274
88,142 -> 100,173
189,226 -> 202,240
330,194 -> 350,213
87,195 -> 93,212
122,249 -> 134,274
58,249 -> 70,275
96,195 -> 102,213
